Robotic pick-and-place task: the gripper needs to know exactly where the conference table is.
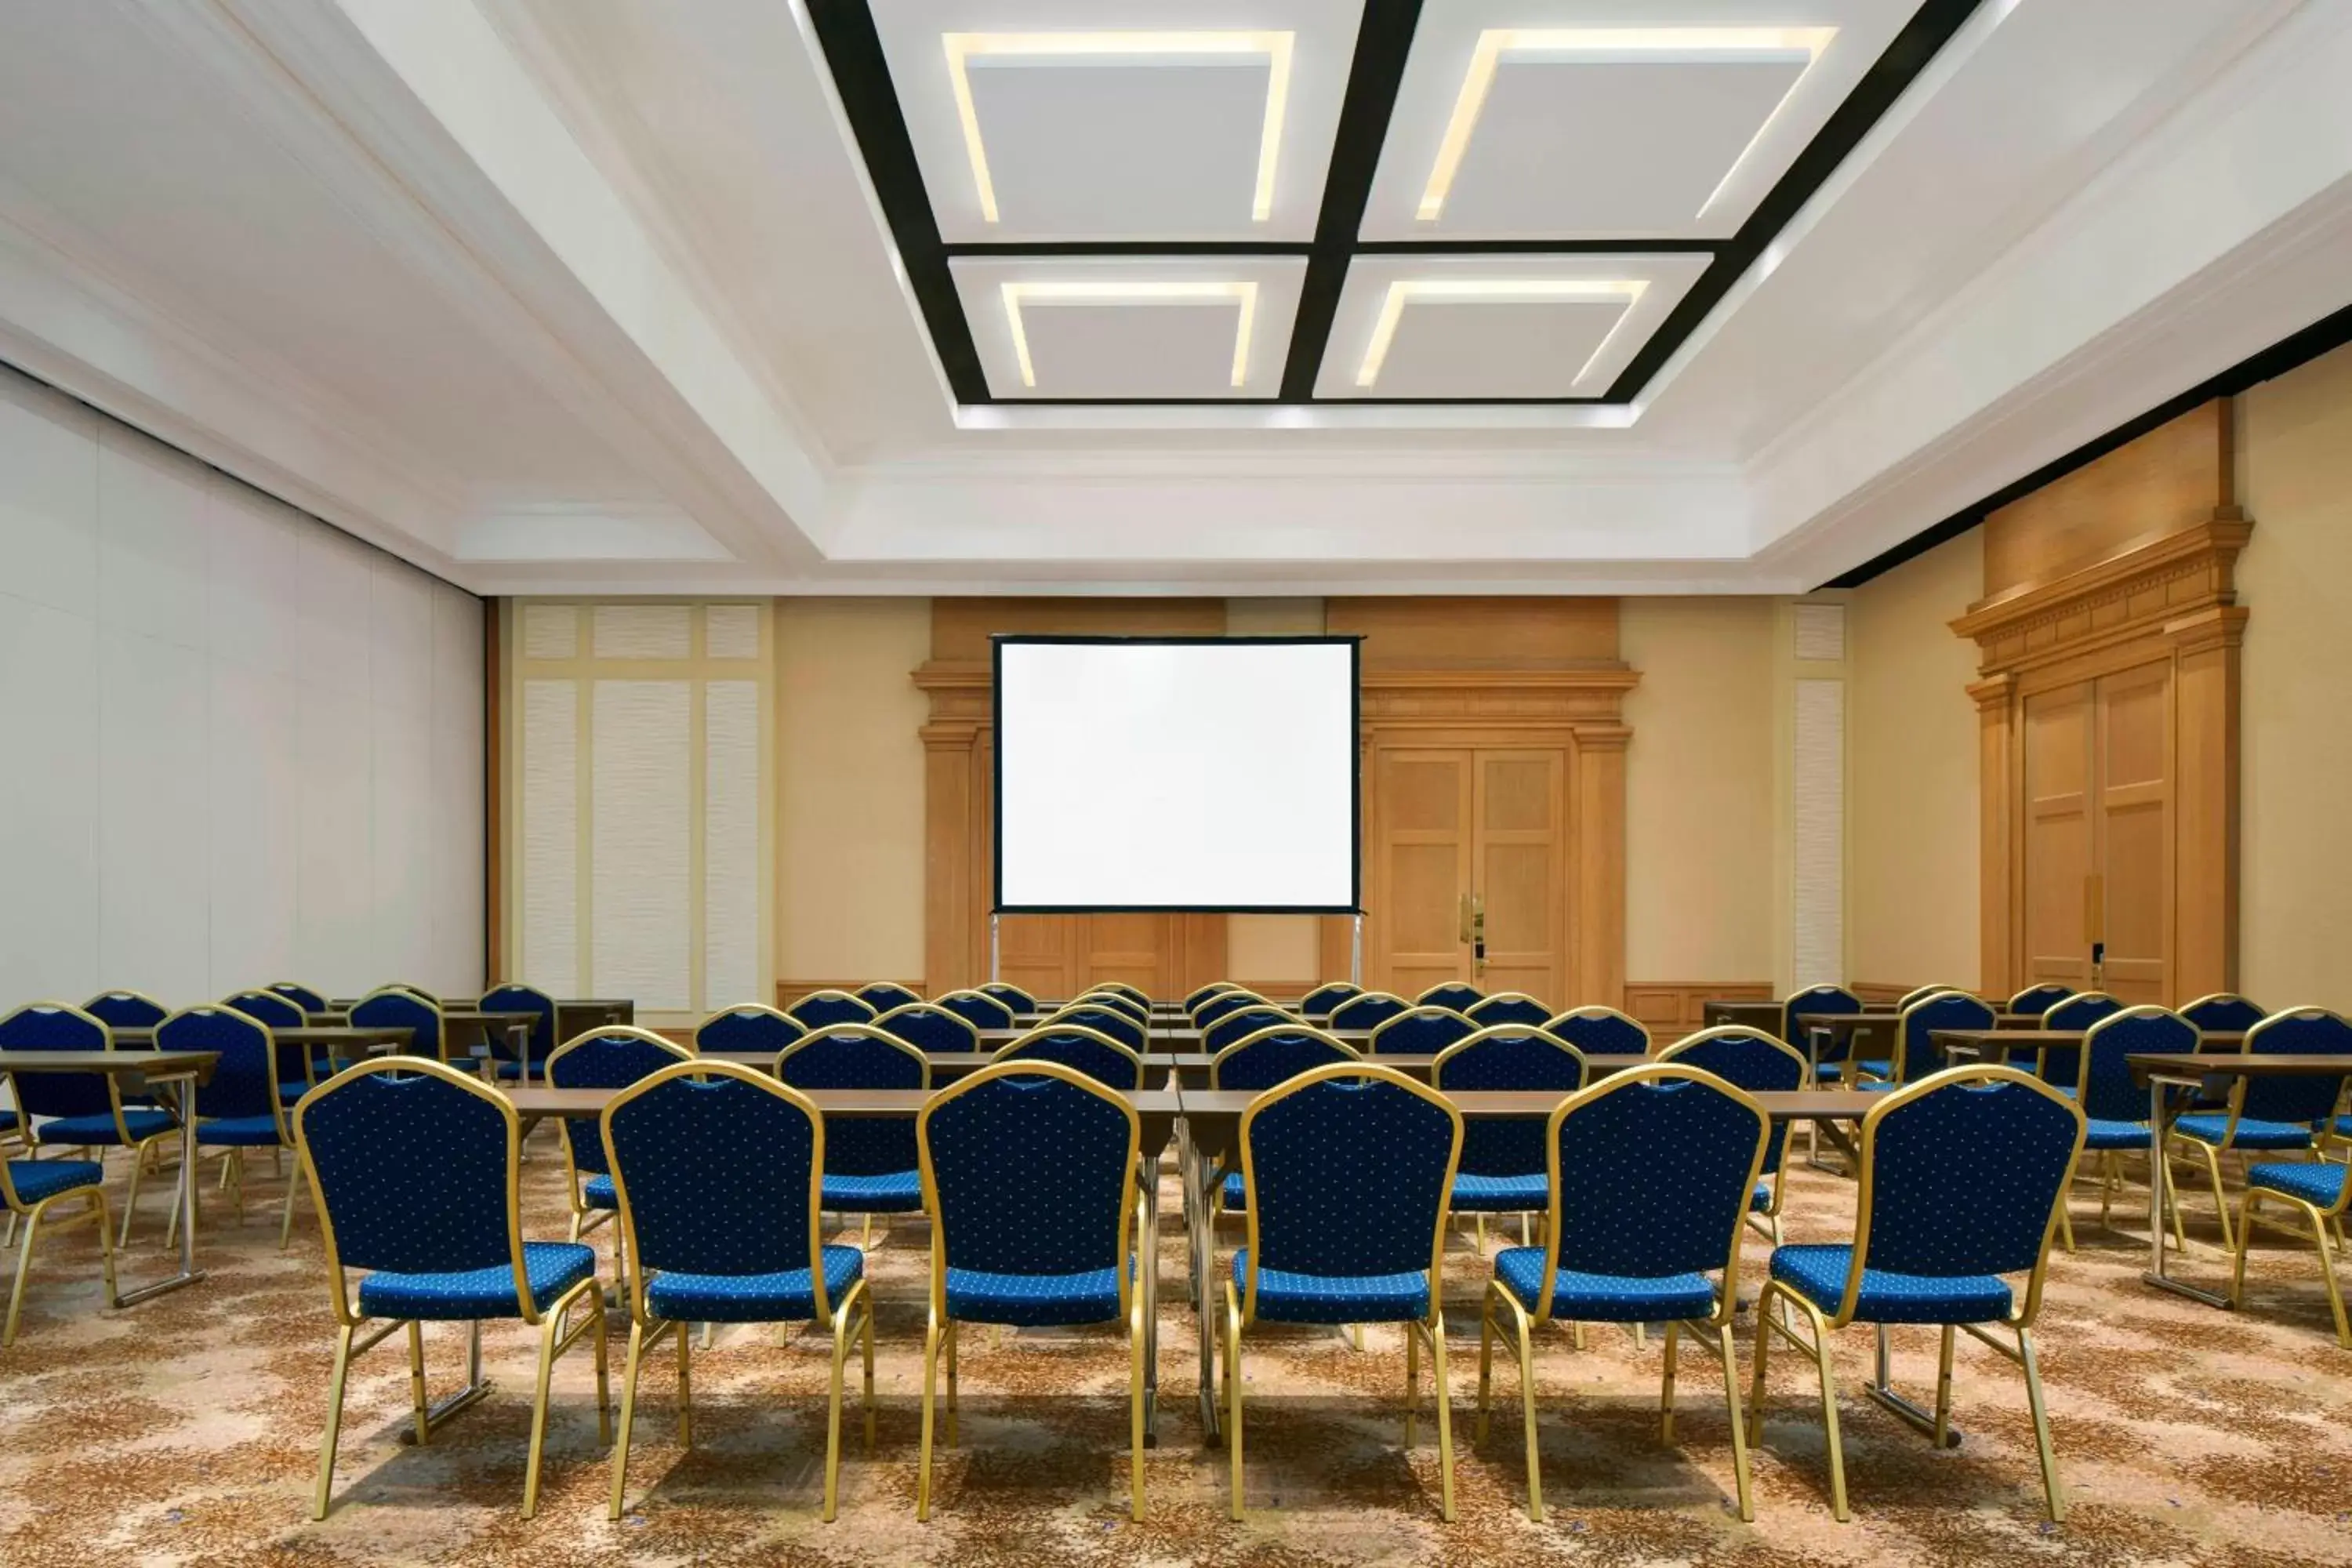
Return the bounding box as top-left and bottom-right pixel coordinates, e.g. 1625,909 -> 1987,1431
1934,1029 -> 2247,1071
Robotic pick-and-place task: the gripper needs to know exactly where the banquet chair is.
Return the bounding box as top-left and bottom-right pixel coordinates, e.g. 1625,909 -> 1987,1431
0,1108 -> 119,1346
995,1025 -> 1145,1091
978,982 -> 1036,1013
1433,1026 -> 1588,1254
2165,1008 -> 2352,1250
2,1003 -> 178,1247
1194,989 -> 1268,1029
876,1002 -> 982,1054
2037,992 -> 2123,1087
1299,982 -> 1362,1020
267,982 -> 328,1014
1211,1026 -> 1359,1218
1418,982 -> 1483,1014
1657,1026 -> 1808,1242
788,989 -> 877,1029
1859,991 -> 1994,1089
1050,1002 -> 1149,1052
776,1025 -> 929,1247
1329,991 -> 1411,1032
2007,983 -> 2075,1019
1203,1005 -> 1292,1054
546,1028 -> 695,1269
1367,1005 -> 1477,1057
161,1005 -> 297,1246
1782,985 -> 1863,1080
2068,1007 -> 2194,1247
856,982 -> 923,1013
2181,993 -> 2267,1033
479,983 -> 558,1084
1897,984 -> 1969,1008
2232,1111 -> 2352,1347
1466,993 -> 1552,1027
223,989 -> 317,1105
1185,982 -> 1240,1012
351,986 -> 445,1064
695,1004 -> 804,1056
1544,1005 -> 1650,1058
934,989 -> 1017,1031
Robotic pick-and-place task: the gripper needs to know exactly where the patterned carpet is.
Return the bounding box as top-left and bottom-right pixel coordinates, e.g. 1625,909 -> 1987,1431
2,1138 -> 2350,1567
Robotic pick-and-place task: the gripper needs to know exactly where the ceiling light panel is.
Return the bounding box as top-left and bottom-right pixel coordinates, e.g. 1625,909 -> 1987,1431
1361,2 -> 1907,241
953,256 -> 1305,398
871,0 -> 1363,242
1315,255 -> 1709,401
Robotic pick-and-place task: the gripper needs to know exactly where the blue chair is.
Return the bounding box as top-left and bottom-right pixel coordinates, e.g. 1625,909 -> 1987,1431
1051,1003 -> 1149,1052
1863,991 -> 1996,1087
1093,982 -> 1152,1010
1211,1026 -> 1359,1218
1432,1026 -> 1588,1250
1751,1066 -> 2085,1522
777,1025 -> 929,1243
875,1002 -> 981,1053
2068,1007 -> 2195,1250
1079,988 -> 1150,1022
1225,1063 -> 1463,1521
600,1060 -> 873,1519
1896,984 -> 1970,1008
479,982 -> 557,1084
2008,983 -> 2075,1019
695,1004 -> 804,1057
1782,985 -> 1863,1080
1479,1064 -> 1770,1522
85,990 -> 168,1029
1466,993 -> 1550,1028
933,989 -> 1016,1031
916,1059 -> 1145,1521
1544,1005 -> 1650,1058
787,989 -> 877,1029
978,982 -> 1036,1013
1659,1026 -> 1808,1242
1194,990 -> 1267,1029
1417,982 -> 1483,1014
268,982 -> 328,1014
1367,1005 -> 1477,1056
0,1094 -> 119,1345
351,986 -> 444,1064
295,1058 -> 608,1519
2037,992 -> 2122,1087
2232,1096 -> 2352,1348
856,981 -> 922,1013
1203,1005 -> 1291,1054
994,1026 -> 1143,1091
1299,982 -> 1361,1020
1185,983 -> 1240,1012
2181,993 -> 2266,1033
2165,1008 -> 2352,1251
161,1006 -> 296,1247
224,989 -> 318,1105
1,1003 -> 179,1247
546,1028 -> 695,1265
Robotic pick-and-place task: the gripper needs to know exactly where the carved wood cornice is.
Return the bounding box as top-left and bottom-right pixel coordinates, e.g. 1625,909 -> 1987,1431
1950,516 -> 2252,677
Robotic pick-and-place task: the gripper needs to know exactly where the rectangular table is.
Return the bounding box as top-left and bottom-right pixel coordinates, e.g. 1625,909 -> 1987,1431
0,1049 -> 220,1306
1936,1029 -> 2247,1071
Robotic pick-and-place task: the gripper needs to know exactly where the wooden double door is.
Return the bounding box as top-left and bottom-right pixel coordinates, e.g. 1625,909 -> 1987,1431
992,913 -> 1220,1004
1370,747 -> 1567,1004
2020,662 -> 2171,1002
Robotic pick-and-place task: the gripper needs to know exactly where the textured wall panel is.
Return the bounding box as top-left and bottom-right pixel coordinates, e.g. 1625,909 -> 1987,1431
521,602 -> 578,660
593,604 -> 691,659
1794,677 -> 1846,987
0,596 -> 99,1000
591,681 -> 691,1009
702,679 -> 760,1007
520,679 -> 580,997
209,663 -> 300,989
1794,601 -> 1848,662
704,604 -> 760,660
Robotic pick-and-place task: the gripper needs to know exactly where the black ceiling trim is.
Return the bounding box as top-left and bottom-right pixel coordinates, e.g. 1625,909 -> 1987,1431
1352,237 -> 1723,256
1823,297 -> 2352,589
944,240 -> 1315,258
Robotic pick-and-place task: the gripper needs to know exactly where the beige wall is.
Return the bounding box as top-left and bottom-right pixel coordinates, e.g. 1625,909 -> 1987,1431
2238,342 -> 2352,1013
1847,531 -> 1984,989
773,597 -> 930,982
1621,597 -> 1779,981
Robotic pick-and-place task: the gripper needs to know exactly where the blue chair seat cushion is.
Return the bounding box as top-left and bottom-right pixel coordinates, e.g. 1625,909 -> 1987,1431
5,1159 -> 103,1207
357,1240 -> 597,1320
278,1083 -> 310,1105
197,1116 -> 285,1147
38,1109 -> 176,1146
583,1174 -> 618,1210
1751,1180 -> 1774,1211
1450,1171 -> 1549,1211
645,1245 -> 865,1323
1221,1170 -> 1246,1212
946,1263 -> 1127,1327
492,1060 -> 543,1080
2173,1113 -> 2315,1151
2082,1117 -> 2153,1151
1493,1246 -> 1717,1323
1769,1243 -> 2012,1325
2248,1160 -> 2350,1211
0,1109 -> 17,1134
1234,1249 -> 1430,1325
1812,1062 -> 1846,1082
1855,1059 -> 1893,1080
822,1170 -> 924,1213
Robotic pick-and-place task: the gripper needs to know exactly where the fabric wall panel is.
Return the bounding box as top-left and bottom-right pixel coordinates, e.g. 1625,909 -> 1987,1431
96,426 -> 210,654
97,627 -> 211,999
590,680 -> 691,1010
208,663 -> 301,988
0,372 -> 99,619
0,597 -> 100,1000
520,678 -> 581,997
702,678 -> 760,1007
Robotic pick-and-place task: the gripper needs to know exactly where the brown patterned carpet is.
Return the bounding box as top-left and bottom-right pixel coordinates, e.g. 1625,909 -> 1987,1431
3,1140 -> 2350,1567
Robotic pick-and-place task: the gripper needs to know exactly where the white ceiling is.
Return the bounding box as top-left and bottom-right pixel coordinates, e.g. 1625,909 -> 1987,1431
0,0 -> 2341,595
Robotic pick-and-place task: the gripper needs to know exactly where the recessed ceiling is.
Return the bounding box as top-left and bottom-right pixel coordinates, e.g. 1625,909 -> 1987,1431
950,256 -> 1307,398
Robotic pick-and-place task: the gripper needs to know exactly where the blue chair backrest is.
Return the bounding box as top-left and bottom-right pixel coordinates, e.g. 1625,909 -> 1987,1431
163,1006 -> 277,1123
478,983 -> 557,1063
877,1004 -> 979,1053
1095,982 -> 1151,1007
1299,983 -> 1360,1019
1056,1004 -> 1147,1051
547,1030 -> 691,1174
1419,983 -> 1483,1014
1547,1007 -> 1650,1056
1782,985 -> 1861,1047
2042,992 -> 2122,1032
778,1026 -> 925,1176
2078,1007 -> 2196,1123
1185,984 -> 1237,1011
1898,992 -> 1996,1083
0,1004 -> 114,1118
2239,1009 -> 2352,1126
1195,991 -> 1265,1029
85,992 -> 167,1029
352,989 -> 441,1062
695,1006 -> 804,1056
1435,1028 -> 1588,1177
1245,1073 -> 1459,1279
2008,983 -> 2074,1018
997,1028 -> 1141,1091
1468,993 -> 1550,1027
1214,1027 -> 1356,1091
1862,1074 -> 2082,1279
979,983 -> 1036,1012
1079,991 -> 1149,1023
269,982 -> 327,1013
1659,1028 -> 1804,1176
923,1067 -> 1134,1277
224,989 -> 304,1029
605,1068 -> 826,1293
857,982 -> 922,1012
1549,1069 -> 1766,1283
935,990 -> 1016,1030
1368,1007 -> 1475,1056
1203,1006 -> 1290,1054
787,990 -> 876,1028
2181,993 -> 2265,1033
297,1065 -> 514,1278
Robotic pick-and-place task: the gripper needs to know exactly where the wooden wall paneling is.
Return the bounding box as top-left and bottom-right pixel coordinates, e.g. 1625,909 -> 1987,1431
1970,674 -> 2017,996
1374,748 -> 1475,996
1571,725 -> 1629,1009
2021,681 -> 2094,989
1982,401 -> 2234,595
2096,661 -> 2174,1002
2169,607 -> 2245,1000
1475,749 -> 1566,1001
1623,981 -> 1775,1036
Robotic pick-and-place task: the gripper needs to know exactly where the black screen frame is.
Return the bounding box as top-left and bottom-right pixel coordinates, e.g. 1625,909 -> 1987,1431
990,633 -> 1363,916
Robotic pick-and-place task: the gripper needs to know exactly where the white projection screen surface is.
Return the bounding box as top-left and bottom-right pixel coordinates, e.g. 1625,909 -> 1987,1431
993,637 -> 1360,912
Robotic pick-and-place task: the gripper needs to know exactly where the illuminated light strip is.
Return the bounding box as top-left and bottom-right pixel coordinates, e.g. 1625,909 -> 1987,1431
1354,279 -> 1647,389
1417,27 -> 1837,223
1000,280 -> 1262,390
944,31 -> 1295,224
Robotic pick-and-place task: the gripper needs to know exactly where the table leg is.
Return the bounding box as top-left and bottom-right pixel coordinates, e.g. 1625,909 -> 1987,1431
1189,1142 -> 1222,1444
115,1072 -> 208,1307
2143,1076 -> 2234,1308
1141,1160 -> 1159,1447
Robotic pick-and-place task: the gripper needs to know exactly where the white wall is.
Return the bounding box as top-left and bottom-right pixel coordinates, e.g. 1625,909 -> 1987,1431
0,365 -> 484,1005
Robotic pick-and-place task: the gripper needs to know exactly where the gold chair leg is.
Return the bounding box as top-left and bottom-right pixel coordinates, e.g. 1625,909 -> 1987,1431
1934,1325 -> 1956,1449
1475,1289 -> 1494,1444
2017,1327 -> 2063,1523
1809,1308 -> 1850,1523
2057,1192 -> 2075,1254
862,1295 -> 878,1448
1428,1308 -> 1456,1522
1404,1313 -> 1420,1446
119,1146 -> 145,1249
1661,1320 -> 1679,1442
521,1310 -> 562,1519
2193,1142 -> 2235,1251
944,1318 -> 959,1446
1514,1301 -> 1541,1521
279,1163 -> 301,1250
1225,1279 -> 1246,1522
407,1321 -> 430,1445
1744,1287 -> 1774,1448
1127,1289 -> 1147,1521
677,1318 -> 695,1450
93,1189 -> 119,1307
608,1319 -> 648,1520
825,1298 -> 852,1522
1716,1323 -> 1755,1523
2,1203 -> 44,1348
590,1294 -> 611,1445
917,1310 -> 941,1522
312,1322 -> 356,1519
2230,1189 -> 2258,1307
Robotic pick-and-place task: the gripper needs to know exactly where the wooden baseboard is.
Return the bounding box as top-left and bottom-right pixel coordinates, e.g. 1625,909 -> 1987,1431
1623,981 -> 1775,1035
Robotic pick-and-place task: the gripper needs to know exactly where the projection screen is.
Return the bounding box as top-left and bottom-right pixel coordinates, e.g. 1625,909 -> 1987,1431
993,636 -> 1360,913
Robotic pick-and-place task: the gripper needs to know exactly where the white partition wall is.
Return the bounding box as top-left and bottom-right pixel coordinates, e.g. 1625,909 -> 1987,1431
0,365 -> 485,1004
